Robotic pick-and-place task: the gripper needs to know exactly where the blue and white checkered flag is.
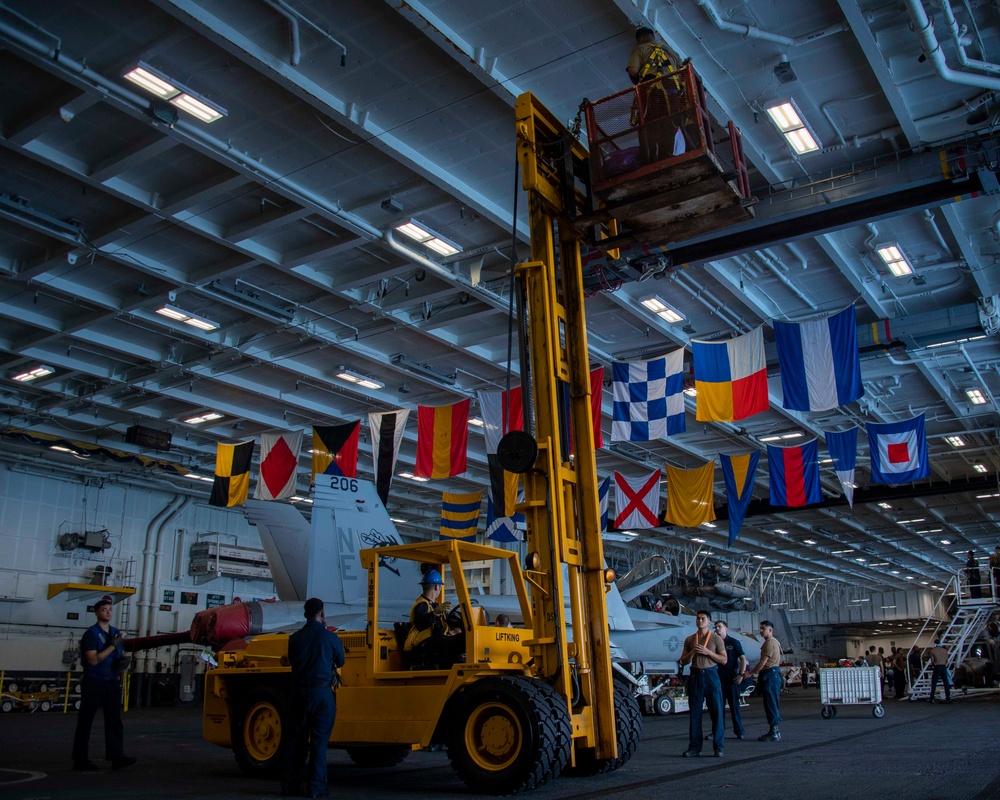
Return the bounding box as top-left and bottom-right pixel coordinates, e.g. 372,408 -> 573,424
611,349 -> 686,442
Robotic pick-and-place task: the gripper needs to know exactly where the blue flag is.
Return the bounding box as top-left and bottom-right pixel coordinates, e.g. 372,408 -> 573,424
768,440 -> 822,508
598,475 -> 611,533
867,415 -> 929,484
720,451 -> 759,546
439,491 -> 482,541
825,428 -> 858,507
773,305 -> 863,412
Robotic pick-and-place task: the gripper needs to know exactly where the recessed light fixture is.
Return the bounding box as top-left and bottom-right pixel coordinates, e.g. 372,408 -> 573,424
753,554 -> 766,559
898,518 -> 926,525
156,304 -> 219,331
123,61 -> 227,123
395,219 -> 462,256
640,296 -> 685,323
691,537 -> 706,543
700,522 -> 717,529
774,528 -> 789,535
390,517 -> 407,524
976,492 -> 1000,499
855,557 -> 867,562
965,388 -> 987,405
760,431 -> 804,442
683,386 -> 698,397
398,471 -> 429,483
290,496 -> 313,504
940,538 -> 952,545
905,575 -> 915,580
832,549 -> 853,554
875,243 -> 914,277
877,502 -> 892,510
184,472 -> 214,483
336,367 -> 384,390
468,417 -> 484,427
764,99 -> 821,154
13,364 -> 55,382
803,538 -> 817,545
973,464 -> 988,473
881,605 -> 897,609
944,435 -> 966,448
890,570 -> 900,575
184,412 -> 223,425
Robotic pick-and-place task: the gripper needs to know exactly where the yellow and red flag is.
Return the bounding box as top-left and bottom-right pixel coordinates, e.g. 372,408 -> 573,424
414,398 -> 470,479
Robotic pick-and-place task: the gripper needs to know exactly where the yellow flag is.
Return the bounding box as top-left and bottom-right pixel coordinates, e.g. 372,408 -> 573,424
664,460 -> 716,528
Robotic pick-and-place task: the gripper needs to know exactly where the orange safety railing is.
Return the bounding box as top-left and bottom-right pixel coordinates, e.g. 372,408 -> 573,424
583,63 -> 750,199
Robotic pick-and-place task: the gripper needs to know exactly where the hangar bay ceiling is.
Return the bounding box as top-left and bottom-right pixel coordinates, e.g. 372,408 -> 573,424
0,0 -> 998,599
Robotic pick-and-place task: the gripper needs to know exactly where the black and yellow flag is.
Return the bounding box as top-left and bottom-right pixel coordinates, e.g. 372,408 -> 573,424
209,440 -> 254,507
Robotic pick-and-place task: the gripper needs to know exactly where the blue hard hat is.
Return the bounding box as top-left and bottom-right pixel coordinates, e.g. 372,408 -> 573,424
420,569 -> 444,586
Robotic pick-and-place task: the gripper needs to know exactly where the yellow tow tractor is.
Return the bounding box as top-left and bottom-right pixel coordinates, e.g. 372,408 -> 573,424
201,90 -> 643,794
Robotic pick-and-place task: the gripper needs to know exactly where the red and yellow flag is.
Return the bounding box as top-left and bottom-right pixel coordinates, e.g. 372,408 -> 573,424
414,398 -> 470,478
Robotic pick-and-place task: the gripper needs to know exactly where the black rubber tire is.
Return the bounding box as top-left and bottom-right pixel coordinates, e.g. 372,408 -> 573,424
345,745 -> 411,768
447,676 -> 571,795
653,694 -> 674,716
564,684 -> 642,776
1,700 -> 13,713
40,700 -> 52,712
821,706 -> 833,720
232,687 -> 290,778
873,704 -> 885,718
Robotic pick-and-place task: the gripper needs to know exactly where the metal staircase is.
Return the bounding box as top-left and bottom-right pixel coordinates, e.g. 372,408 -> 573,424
906,567 -> 998,701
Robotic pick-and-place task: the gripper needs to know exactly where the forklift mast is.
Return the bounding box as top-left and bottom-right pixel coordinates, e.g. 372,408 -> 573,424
507,91 -> 617,761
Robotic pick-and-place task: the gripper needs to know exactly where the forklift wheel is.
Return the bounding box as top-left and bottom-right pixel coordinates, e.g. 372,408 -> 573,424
565,683 -> 642,776
821,706 -> 833,720
873,704 -> 885,718
232,688 -> 289,777
448,676 -> 571,795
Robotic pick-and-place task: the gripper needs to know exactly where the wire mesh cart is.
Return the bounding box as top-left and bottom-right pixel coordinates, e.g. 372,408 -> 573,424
819,666 -> 884,719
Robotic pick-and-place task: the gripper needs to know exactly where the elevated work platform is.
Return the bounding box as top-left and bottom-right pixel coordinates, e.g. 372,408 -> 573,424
577,63 -> 753,250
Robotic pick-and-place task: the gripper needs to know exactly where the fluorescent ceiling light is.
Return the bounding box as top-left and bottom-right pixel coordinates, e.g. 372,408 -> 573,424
966,388 -> 987,405
940,538 -> 952,545
832,549 -> 852,554
898,518 -> 925,524
640,296 -> 685,323
764,100 -> 820,154
870,562 -> 889,567
156,304 -> 219,331
890,570 -> 900,574
976,492 -> 1000,499
877,502 -> 892,509
973,464 -> 988,473
881,605 -> 897,609
184,412 -> 223,424
336,367 -> 384,390
691,537 -> 706,543
700,522 -> 716,529
184,472 -> 214,483
777,570 -> 798,574
760,431 -> 802,443
290,496 -> 313,504
123,61 -> 227,123
803,539 -> 817,545
905,575 -> 915,580
170,93 -> 225,123
944,435 -> 966,448
390,517 -> 407,524
753,554 -> 766,559
394,219 -> 461,256
398,471 -> 428,483
774,528 -> 788,535
13,364 -> 55,382
50,445 -> 74,453
468,417 -> 484,427
855,557 -> 867,562
875,244 -> 913,277
683,387 -> 698,397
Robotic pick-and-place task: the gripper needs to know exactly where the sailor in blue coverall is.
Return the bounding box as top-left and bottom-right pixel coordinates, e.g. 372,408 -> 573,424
281,597 -> 345,799
72,595 -> 136,771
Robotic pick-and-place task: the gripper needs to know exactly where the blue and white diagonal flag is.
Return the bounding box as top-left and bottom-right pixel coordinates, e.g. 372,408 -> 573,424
611,349 -> 686,442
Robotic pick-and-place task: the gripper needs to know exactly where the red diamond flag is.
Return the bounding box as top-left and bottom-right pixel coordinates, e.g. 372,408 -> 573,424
255,431 -> 303,501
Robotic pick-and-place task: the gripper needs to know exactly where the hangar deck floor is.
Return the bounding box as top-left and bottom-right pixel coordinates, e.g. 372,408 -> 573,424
1,688 -> 997,800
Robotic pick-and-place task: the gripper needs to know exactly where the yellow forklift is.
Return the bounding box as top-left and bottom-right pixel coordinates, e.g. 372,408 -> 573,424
201,91 -> 641,794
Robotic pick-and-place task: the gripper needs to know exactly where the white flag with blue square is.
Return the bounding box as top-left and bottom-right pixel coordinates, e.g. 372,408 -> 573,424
611,349 -> 686,442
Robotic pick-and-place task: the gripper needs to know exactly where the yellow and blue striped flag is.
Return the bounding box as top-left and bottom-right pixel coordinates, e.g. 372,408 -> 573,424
440,490 -> 482,541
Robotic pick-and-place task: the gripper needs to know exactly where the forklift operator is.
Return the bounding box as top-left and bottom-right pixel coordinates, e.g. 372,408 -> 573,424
404,570 -> 465,667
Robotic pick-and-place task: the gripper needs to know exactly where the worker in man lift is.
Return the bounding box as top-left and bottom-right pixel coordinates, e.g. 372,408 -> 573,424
625,26 -> 686,164
404,569 -> 464,667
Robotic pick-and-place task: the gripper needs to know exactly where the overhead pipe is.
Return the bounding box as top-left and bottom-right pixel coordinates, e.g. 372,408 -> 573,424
261,0 -> 301,66
692,0 -> 848,47
672,271 -> 748,331
904,0 -> 1000,90
756,250 -> 817,309
263,0 -> 348,67
939,0 -> 1000,76
923,209 -> 953,256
